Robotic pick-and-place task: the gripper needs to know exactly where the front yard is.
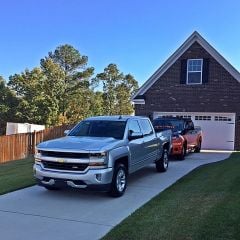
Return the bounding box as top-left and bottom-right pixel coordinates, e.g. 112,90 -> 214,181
103,153 -> 240,240
0,157 -> 35,195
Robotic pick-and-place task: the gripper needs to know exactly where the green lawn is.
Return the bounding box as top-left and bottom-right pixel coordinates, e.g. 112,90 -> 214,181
103,153 -> 240,240
0,157 -> 36,195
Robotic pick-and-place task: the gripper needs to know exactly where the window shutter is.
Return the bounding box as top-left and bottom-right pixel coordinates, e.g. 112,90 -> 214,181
180,59 -> 187,84
202,58 -> 209,84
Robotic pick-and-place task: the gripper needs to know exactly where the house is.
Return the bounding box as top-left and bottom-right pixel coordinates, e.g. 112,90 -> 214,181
132,31 -> 240,151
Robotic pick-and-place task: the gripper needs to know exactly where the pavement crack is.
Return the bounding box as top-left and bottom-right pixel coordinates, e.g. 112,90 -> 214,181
0,209 -> 114,228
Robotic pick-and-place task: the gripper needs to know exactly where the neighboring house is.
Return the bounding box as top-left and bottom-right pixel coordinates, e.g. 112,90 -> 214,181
132,31 -> 240,151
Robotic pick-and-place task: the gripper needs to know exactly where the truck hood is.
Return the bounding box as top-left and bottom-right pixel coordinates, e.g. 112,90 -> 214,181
37,136 -> 124,152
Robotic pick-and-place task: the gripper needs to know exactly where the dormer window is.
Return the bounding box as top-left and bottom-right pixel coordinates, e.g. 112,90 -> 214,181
187,59 -> 203,84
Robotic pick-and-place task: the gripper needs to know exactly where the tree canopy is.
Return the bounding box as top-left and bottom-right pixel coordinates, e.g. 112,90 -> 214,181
0,44 -> 139,134
95,64 -> 138,115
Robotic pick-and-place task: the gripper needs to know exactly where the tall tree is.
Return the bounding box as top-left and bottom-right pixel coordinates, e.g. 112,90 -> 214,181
40,58 -> 65,125
95,64 -> 138,115
95,64 -> 124,114
115,74 -> 138,114
44,44 -> 94,122
89,91 -> 104,116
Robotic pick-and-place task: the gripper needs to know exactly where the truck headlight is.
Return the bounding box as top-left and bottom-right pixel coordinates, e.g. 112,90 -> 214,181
34,150 -> 42,163
89,152 -> 107,167
35,157 -> 42,163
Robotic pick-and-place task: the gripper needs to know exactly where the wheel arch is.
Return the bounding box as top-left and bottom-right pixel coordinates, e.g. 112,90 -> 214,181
163,141 -> 171,152
114,156 -> 129,175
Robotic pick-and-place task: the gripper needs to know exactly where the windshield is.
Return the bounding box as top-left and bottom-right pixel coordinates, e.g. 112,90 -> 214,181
152,119 -> 174,132
152,119 -> 184,132
169,120 -> 184,132
68,120 -> 126,139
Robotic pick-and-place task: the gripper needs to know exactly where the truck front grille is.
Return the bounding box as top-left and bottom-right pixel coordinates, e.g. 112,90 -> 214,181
40,151 -> 89,159
42,160 -> 88,171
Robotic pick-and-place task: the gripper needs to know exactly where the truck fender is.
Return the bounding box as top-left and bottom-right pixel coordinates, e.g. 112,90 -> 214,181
108,146 -> 130,169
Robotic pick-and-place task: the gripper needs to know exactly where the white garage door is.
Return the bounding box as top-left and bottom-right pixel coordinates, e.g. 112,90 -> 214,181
153,112 -> 235,150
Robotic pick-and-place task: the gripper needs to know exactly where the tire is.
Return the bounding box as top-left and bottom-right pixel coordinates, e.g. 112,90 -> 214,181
109,163 -> 127,197
178,144 -> 186,160
44,186 -> 60,191
156,148 -> 169,172
195,140 -> 202,153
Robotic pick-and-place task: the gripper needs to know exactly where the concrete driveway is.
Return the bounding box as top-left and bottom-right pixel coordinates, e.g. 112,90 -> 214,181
0,152 -> 230,240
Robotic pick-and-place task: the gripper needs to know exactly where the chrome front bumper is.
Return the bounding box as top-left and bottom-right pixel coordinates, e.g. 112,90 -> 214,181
33,163 -> 113,191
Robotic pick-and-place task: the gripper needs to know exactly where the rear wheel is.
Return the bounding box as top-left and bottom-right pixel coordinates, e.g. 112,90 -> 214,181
156,148 -> 169,172
195,140 -> 202,153
109,163 -> 127,197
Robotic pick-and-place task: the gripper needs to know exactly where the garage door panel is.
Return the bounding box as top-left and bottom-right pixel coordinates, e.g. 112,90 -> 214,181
194,120 -> 235,150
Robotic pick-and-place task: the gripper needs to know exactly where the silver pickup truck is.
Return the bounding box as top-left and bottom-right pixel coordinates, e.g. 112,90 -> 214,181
34,116 -> 172,197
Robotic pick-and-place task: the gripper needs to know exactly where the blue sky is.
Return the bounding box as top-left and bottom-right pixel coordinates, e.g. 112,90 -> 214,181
1,0 -> 240,86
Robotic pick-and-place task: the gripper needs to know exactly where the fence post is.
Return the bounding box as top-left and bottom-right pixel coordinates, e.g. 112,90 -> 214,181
32,131 -> 37,154
28,132 -> 32,156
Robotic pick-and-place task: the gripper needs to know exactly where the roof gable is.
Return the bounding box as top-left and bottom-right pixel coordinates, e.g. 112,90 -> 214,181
133,31 -> 240,99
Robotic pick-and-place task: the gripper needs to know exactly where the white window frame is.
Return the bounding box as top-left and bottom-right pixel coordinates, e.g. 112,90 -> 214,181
186,59 -> 203,85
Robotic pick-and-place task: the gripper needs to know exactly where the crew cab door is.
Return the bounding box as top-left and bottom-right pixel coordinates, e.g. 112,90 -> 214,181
139,119 -> 159,164
128,119 -> 145,172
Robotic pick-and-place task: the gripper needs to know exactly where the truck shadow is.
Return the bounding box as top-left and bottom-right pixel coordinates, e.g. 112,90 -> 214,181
37,164 -> 160,199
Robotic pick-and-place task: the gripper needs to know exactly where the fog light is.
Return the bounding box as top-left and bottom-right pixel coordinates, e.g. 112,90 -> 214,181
96,174 -> 102,182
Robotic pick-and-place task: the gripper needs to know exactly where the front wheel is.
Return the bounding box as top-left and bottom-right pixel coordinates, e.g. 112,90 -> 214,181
178,144 -> 186,160
156,148 -> 169,172
109,163 -> 127,197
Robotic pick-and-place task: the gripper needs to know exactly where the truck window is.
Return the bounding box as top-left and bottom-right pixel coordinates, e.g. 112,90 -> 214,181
128,120 -> 141,133
139,119 -> 153,136
169,120 -> 184,132
68,120 -> 126,139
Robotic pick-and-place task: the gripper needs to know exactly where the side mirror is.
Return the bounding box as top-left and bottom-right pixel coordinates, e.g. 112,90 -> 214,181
64,130 -> 70,136
128,132 -> 143,141
186,126 -> 194,131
